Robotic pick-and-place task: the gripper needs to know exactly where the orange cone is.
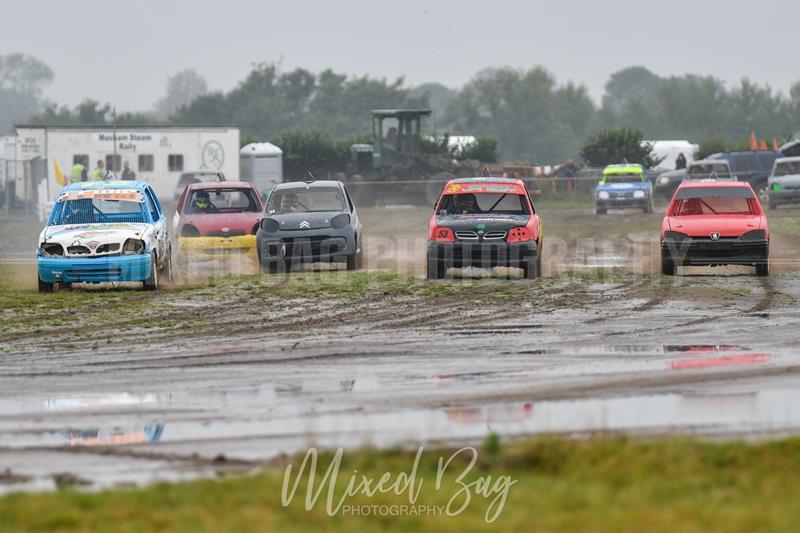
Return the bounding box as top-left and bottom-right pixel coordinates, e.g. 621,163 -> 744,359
772,137 -> 780,152
750,131 -> 758,150
759,140 -> 768,151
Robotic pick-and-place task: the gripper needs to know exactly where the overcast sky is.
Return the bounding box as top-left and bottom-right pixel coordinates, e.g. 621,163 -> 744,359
3,0 -> 797,111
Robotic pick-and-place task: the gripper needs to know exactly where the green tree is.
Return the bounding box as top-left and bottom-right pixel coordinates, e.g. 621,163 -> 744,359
444,66 -> 595,162
580,127 -> 660,168
156,69 -> 208,119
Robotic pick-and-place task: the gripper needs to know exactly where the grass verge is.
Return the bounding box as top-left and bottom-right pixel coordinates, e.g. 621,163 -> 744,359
1,435 -> 799,532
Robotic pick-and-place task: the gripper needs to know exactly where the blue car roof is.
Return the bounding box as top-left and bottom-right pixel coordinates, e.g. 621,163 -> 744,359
62,180 -> 150,192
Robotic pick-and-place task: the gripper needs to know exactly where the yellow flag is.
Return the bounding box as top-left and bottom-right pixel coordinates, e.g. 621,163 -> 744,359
53,159 -> 66,186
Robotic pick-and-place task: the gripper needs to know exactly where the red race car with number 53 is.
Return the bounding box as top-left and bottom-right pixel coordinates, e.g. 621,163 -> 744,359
427,177 -> 543,279
661,181 -> 769,276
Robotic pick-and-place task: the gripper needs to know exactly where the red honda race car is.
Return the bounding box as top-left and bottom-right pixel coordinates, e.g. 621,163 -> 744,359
661,181 -> 769,276
427,177 -> 543,279
173,181 -> 265,267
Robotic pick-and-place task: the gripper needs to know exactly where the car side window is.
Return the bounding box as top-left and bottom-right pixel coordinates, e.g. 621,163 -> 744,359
144,188 -> 161,221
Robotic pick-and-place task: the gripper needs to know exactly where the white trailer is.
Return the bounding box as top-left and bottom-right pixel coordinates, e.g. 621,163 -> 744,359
13,125 -> 240,202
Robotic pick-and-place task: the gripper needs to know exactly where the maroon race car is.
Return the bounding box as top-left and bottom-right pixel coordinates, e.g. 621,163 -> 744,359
173,181 -> 265,264
661,181 -> 769,276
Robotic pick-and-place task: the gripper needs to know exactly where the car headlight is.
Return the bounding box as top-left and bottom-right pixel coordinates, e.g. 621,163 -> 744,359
122,238 -> 145,255
634,190 -> 646,198
658,176 -> 669,185
663,231 -> 689,241
260,218 -> 280,233
741,230 -> 767,241
330,213 -> 351,230
598,191 -> 610,200
41,242 -> 64,257
181,224 -> 200,237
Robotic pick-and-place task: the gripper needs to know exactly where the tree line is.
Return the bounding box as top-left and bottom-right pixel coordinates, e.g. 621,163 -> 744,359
6,55 -> 800,165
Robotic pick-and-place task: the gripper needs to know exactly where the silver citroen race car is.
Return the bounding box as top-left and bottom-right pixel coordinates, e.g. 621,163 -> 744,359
255,179 -> 363,273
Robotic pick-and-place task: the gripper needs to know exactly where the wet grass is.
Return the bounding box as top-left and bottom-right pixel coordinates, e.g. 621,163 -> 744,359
2,435 -> 800,531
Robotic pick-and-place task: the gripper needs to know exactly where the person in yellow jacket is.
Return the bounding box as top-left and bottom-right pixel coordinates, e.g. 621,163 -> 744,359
90,159 -> 105,180
71,157 -> 88,183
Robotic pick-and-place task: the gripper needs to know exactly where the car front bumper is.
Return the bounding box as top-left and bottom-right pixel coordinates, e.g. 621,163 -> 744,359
38,253 -> 153,283
427,241 -> 538,268
596,197 -> 650,209
257,229 -> 357,264
661,239 -> 768,266
177,235 -> 257,260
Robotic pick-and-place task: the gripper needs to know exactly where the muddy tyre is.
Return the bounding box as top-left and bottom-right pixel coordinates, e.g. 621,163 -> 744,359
426,255 -> 445,280
596,206 -> 607,215
346,253 -> 358,271
143,255 -> 159,290
661,253 -> 675,276
756,261 -> 769,277
38,276 -> 54,293
523,259 -> 539,280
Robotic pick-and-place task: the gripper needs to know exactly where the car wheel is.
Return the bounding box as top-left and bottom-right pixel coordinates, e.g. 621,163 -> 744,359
536,253 -> 543,278
346,253 -> 358,271
596,207 -> 607,215
756,260 -> 769,277
143,254 -> 159,290
426,254 -> 445,280
644,200 -> 654,214
61,282 -> 73,290
523,259 -> 538,280
661,253 -> 675,276
163,249 -> 173,283
757,183 -> 769,204
38,276 -> 54,293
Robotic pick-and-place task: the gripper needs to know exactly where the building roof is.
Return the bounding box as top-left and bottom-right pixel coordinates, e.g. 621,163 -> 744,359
14,124 -> 239,130
240,142 -> 283,156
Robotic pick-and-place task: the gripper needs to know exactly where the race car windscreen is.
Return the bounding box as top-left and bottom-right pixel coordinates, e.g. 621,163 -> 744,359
439,193 -> 530,215
267,187 -> 345,214
603,173 -> 642,183
687,164 -> 732,179
185,188 -> 260,214
672,187 -> 758,216
50,198 -> 147,225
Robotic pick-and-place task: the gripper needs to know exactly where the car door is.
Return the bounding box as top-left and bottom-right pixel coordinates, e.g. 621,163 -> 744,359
342,184 -> 360,233
144,186 -> 168,263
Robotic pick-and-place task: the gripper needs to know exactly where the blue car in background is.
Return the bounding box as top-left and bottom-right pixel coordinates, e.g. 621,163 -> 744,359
37,181 -> 172,292
595,164 -> 653,214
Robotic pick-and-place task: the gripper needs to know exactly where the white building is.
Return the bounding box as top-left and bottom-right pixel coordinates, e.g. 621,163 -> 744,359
239,142 -> 283,192
9,125 -> 240,203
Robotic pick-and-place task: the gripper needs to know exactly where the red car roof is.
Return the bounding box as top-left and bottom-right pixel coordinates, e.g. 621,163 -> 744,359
186,181 -> 255,190
677,181 -> 749,189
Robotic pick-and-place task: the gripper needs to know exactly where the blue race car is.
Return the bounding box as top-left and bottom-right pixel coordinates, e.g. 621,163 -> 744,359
595,164 -> 654,214
37,181 -> 172,292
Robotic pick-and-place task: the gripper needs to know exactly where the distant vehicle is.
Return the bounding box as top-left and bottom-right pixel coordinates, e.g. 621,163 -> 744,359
595,164 -> 653,214
256,179 -> 362,272
767,156 -> 800,208
708,151 -> 783,202
173,181 -> 265,265
655,168 -> 687,199
172,170 -> 226,202
660,181 -> 769,276
426,177 -> 543,279
37,181 -> 172,292
685,159 -> 736,181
